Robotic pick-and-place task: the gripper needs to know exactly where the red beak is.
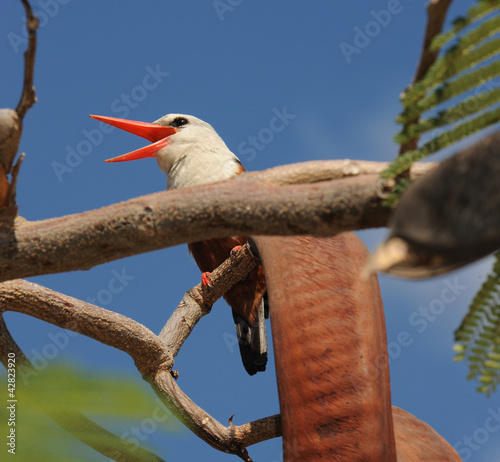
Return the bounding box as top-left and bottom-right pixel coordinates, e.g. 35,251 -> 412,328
89,115 -> 178,162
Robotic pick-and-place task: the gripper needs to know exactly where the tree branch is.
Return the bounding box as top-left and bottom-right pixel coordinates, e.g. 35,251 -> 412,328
159,242 -> 260,356
0,279 -> 172,376
0,0 -> 38,210
0,110 -> 21,187
16,0 -> 38,120
150,370 -> 280,461
0,315 -> 166,462
0,160 -> 435,282
0,243 -> 281,460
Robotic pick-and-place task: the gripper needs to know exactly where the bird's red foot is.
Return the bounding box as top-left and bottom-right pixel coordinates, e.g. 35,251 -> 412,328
230,245 -> 243,255
201,272 -> 212,287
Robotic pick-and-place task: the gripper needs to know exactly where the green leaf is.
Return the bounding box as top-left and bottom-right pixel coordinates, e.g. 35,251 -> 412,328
454,252 -> 500,396
484,360 -> 500,370
1,362 -> 181,461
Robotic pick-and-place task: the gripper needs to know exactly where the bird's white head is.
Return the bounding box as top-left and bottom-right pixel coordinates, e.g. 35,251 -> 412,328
90,113 -> 244,189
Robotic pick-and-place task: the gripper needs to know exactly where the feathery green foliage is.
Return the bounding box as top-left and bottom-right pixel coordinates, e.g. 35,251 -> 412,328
454,253 -> 500,396
395,85 -> 500,144
430,0 -> 500,51
384,104 -> 500,179
403,14 -> 500,109
381,0 -> 500,189
382,0 -> 500,395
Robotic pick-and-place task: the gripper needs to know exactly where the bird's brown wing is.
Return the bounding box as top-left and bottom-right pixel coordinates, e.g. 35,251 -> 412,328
188,237 -> 268,375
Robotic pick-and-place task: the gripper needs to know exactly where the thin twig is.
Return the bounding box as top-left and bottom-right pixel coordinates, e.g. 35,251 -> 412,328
6,152 -> 24,207
16,0 -> 38,119
414,0 -> 455,83
398,0 -> 454,155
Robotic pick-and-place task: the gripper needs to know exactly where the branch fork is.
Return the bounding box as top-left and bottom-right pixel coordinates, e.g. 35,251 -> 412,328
0,243 -> 279,460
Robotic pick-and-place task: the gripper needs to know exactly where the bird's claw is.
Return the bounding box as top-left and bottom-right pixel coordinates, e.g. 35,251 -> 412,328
201,272 -> 212,287
230,245 -> 243,256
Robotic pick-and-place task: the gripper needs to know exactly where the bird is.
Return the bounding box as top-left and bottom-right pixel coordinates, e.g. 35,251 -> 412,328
90,113 -> 268,375
364,131 -> 500,279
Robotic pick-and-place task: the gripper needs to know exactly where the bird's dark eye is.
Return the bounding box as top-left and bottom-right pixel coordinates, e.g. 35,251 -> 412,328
170,117 -> 189,128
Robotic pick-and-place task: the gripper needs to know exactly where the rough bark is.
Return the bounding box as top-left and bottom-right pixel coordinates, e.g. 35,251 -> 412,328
0,161 -> 435,282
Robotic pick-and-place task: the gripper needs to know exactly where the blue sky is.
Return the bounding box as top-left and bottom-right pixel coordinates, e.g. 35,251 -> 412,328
2,1 -> 499,461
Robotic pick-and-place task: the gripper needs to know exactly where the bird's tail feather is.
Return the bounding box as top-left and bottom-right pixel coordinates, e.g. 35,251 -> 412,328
232,298 -> 268,375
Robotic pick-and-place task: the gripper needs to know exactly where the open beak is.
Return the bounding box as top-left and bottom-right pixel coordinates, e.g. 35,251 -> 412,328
89,115 -> 178,162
